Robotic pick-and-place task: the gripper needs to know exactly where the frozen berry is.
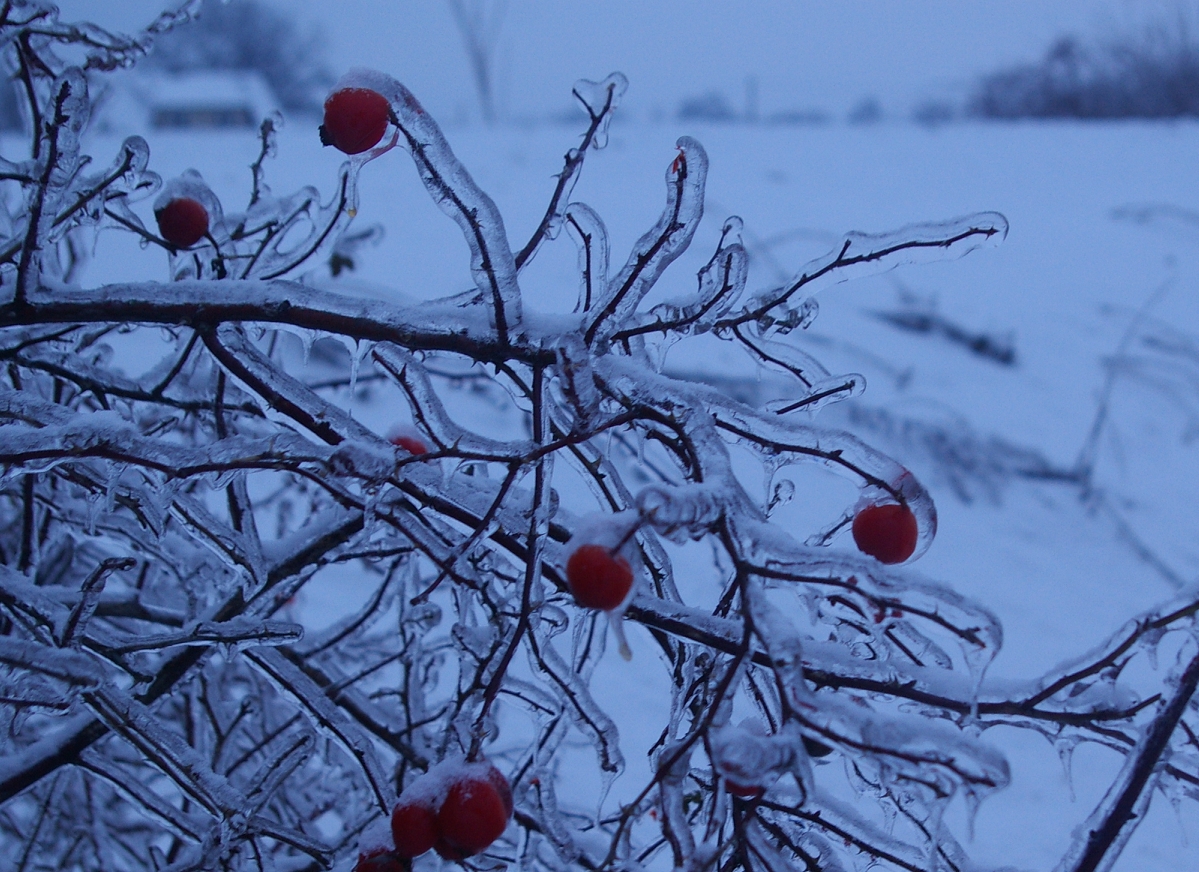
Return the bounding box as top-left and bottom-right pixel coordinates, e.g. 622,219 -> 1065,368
321,88 -> 391,154
155,197 -> 209,248
802,736 -> 834,758
566,543 -> 633,611
726,780 -> 764,798
354,848 -> 405,872
391,797 -> 438,859
434,763 -> 512,860
390,434 -> 428,455
851,503 -> 919,565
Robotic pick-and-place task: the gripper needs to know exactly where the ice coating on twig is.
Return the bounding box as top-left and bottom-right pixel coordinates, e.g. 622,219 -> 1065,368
572,73 -> 628,150
709,720 -> 789,792
337,69 -> 522,337
527,627 -> 626,774
585,137 -> 708,345
564,202 -> 610,313
635,216 -> 749,340
732,211 -> 1009,334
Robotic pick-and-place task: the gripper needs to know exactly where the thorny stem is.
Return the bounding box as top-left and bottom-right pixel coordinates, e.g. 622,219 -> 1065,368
15,75 -> 72,306
1063,646 -> 1199,872
514,78 -> 619,270
471,367 -> 549,756
714,222 -> 1004,331
583,147 -> 690,346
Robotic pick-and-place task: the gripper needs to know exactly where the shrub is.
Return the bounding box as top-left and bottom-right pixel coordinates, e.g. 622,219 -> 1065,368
0,5 -> 1196,872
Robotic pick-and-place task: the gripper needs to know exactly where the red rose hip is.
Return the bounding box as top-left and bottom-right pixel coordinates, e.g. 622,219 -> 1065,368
566,543 -> 633,611
390,798 -> 437,858
434,764 -> 512,859
354,848 -> 405,872
155,197 -> 209,248
390,434 -> 428,455
321,88 -> 391,154
851,502 -> 919,564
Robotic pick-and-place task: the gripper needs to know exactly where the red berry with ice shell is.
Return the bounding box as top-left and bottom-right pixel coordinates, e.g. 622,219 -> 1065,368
566,543 -> 633,612
726,780 -> 764,799
851,502 -> 919,565
321,87 -> 391,155
390,433 -> 428,455
155,197 -> 209,248
434,761 -> 512,860
390,796 -> 438,859
353,848 -> 405,872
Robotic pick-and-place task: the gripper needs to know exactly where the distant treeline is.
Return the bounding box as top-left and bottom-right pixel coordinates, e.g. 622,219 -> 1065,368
972,20 -> 1199,120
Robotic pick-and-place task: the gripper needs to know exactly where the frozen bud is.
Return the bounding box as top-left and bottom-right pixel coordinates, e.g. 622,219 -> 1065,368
710,721 -> 791,795
636,483 -> 723,542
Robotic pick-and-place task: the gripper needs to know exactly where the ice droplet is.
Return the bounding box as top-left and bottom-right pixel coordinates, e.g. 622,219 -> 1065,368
767,477 -> 795,515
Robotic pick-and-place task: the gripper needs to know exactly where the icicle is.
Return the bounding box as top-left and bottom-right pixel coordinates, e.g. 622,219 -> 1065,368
925,792 -> 951,872
86,490 -> 101,536
103,463 -> 121,515
1056,735 -> 1081,802
297,327 -> 316,365
351,339 -> 371,395
607,610 -> 632,661
962,786 -> 981,842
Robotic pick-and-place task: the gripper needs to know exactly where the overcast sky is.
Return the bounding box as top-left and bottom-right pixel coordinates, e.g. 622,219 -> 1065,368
58,0 -> 1195,121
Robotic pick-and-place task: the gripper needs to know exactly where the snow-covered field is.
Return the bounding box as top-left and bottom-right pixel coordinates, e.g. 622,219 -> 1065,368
74,114 -> 1199,871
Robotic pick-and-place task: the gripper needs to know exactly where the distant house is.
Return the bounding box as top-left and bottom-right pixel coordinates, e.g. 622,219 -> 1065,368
91,70 -> 280,135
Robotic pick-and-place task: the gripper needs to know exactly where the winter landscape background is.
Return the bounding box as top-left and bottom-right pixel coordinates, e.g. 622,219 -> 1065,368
9,1 -> 1199,870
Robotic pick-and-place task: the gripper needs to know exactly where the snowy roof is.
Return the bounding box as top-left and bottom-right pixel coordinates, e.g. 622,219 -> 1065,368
135,70 -> 277,112
90,69 -> 281,135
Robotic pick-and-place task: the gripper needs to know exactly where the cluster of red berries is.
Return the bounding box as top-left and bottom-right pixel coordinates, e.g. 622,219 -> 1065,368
355,758 -> 512,870
153,86 -> 393,252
